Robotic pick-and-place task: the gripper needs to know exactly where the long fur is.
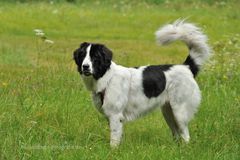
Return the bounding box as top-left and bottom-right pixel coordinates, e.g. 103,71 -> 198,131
73,20 -> 211,147
155,20 -> 210,67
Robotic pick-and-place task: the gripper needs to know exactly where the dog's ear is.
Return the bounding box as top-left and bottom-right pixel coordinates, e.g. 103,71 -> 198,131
73,48 -> 83,75
73,42 -> 89,66
73,48 -> 80,65
80,42 -> 88,48
99,44 -> 113,67
73,43 -> 89,74
91,44 -> 113,80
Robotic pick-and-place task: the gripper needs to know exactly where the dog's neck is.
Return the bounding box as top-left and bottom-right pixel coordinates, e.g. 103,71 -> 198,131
81,75 -> 96,91
96,61 -> 116,93
81,61 -> 116,94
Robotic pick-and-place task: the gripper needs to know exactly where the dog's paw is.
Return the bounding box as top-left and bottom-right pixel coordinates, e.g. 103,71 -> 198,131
110,139 -> 120,148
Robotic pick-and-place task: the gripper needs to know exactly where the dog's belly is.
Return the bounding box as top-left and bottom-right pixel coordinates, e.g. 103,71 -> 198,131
122,92 -> 167,121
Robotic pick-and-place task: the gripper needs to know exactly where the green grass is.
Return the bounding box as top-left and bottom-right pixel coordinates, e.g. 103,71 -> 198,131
0,1 -> 239,159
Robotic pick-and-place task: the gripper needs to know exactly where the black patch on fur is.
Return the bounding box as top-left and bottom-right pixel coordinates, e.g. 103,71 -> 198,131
142,65 -> 172,98
89,44 -> 113,80
183,55 -> 199,77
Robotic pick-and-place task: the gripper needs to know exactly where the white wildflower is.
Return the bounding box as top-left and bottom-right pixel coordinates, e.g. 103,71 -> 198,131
34,29 -> 43,33
36,32 -> 45,36
44,39 -> 54,44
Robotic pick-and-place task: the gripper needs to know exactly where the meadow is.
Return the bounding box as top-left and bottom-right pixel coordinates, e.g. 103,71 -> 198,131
0,0 -> 239,159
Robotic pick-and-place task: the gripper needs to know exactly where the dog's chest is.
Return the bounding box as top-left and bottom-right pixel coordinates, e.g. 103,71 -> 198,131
92,91 -> 105,113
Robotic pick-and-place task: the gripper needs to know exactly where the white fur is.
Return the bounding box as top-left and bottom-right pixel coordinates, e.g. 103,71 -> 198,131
80,21 -> 210,147
155,20 -> 210,67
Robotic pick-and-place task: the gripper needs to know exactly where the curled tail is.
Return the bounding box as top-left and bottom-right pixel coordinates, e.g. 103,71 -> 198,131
155,20 -> 211,77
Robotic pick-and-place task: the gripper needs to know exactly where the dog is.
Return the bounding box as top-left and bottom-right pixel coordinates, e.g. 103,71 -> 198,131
73,20 -> 210,147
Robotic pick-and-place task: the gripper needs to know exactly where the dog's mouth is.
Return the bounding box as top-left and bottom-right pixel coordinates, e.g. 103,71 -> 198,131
83,70 -> 92,76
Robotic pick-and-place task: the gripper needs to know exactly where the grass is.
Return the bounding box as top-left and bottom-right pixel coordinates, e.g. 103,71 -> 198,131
0,0 -> 239,159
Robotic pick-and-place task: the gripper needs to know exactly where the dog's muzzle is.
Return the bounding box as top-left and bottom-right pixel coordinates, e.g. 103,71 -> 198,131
82,64 -> 92,76
83,71 -> 91,76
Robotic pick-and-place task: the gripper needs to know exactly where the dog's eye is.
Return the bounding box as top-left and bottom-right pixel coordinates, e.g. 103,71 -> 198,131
93,59 -> 99,63
79,50 -> 84,54
79,51 -> 86,57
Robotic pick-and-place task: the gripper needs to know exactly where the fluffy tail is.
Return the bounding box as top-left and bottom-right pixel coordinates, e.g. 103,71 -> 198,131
155,20 -> 210,77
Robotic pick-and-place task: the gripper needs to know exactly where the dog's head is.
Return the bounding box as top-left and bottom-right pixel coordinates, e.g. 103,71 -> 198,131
73,42 -> 113,80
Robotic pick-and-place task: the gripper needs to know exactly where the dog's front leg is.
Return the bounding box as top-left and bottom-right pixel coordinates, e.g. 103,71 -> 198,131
109,115 -> 123,148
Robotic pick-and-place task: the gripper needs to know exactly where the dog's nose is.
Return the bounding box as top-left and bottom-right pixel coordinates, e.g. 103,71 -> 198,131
82,64 -> 90,70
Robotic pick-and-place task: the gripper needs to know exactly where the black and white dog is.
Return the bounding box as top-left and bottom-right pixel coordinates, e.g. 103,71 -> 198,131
73,20 -> 210,147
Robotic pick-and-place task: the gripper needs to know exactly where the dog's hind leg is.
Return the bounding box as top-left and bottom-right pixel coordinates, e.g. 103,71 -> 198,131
161,102 -> 180,140
170,100 -> 201,143
171,105 -> 191,142
169,90 -> 200,142
165,71 -> 201,142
